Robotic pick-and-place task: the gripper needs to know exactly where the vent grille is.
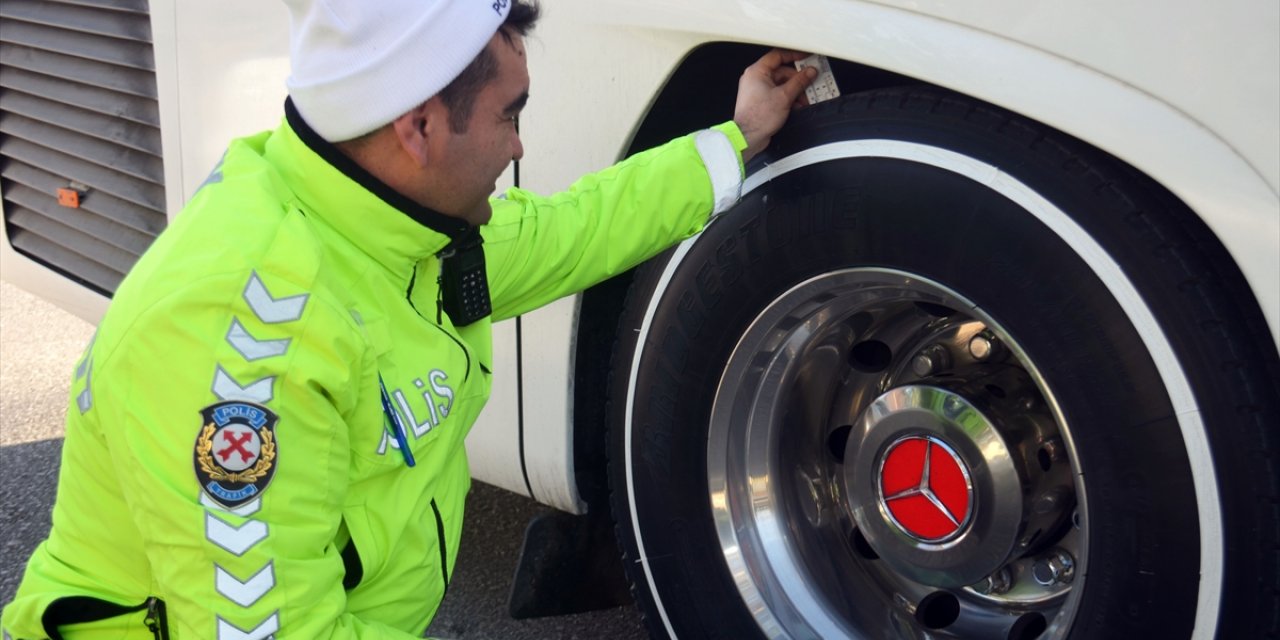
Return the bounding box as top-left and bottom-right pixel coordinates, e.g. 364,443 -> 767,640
1,0 -> 165,296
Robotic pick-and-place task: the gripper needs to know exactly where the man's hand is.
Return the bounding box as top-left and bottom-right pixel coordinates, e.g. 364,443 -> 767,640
734,49 -> 818,164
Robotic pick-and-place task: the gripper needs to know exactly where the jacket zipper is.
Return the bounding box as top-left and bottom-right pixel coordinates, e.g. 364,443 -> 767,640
430,498 -> 451,597
143,597 -> 169,640
404,261 -> 472,382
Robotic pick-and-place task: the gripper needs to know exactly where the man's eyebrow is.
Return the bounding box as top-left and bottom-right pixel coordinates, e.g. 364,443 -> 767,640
504,91 -> 530,115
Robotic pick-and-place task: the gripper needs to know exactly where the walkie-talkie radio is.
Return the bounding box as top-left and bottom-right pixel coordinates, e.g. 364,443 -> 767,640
438,228 -> 492,326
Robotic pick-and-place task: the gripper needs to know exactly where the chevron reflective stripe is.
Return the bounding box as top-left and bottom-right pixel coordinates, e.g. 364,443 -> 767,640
201,493 -> 262,517
217,612 -> 279,640
75,357 -> 93,415
74,336 -> 95,414
212,366 -> 275,404
215,562 -> 275,607
226,318 -> 291,361
243,272 -> 308,323
75,335 -> 94,379
76,387 -> 93,414
693,129 -> 743,215
198,271 -> 307,636
206,511 -> 269,555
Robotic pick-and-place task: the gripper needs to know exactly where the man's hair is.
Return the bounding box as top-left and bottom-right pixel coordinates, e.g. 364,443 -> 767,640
438,1 -> 540,133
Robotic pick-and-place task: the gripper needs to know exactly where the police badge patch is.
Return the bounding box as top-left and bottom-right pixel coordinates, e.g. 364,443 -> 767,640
194,400 -> 279,510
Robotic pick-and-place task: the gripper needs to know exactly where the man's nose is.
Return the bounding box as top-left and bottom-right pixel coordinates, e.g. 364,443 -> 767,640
511,134 -> 524,162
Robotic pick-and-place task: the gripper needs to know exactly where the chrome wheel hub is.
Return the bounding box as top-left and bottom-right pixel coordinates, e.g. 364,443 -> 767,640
707,268 -> 1086,639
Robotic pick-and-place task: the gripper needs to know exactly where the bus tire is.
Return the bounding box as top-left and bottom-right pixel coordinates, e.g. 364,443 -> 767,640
606,87 -> 1280,639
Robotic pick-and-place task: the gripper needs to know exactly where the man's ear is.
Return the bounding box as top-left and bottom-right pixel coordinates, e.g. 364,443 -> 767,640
391,99 -> 442,167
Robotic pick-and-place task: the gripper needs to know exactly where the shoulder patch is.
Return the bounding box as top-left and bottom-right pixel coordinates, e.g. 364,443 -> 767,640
195,401 -> 279,510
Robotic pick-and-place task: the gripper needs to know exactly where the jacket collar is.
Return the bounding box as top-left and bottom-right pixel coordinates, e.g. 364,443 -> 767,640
267,98 -> 473,280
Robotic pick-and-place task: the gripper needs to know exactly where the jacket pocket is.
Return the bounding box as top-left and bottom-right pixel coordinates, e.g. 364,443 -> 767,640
39,595 -> 155,640
341,537 -> 363,591
340,505 -> 382,589
430,497 -> 450,595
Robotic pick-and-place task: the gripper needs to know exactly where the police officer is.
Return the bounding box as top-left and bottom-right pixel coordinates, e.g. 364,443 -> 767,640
1,0 -> 816,637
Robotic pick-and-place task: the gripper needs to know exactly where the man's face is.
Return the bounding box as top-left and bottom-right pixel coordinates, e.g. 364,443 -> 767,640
433,32 -> 529,226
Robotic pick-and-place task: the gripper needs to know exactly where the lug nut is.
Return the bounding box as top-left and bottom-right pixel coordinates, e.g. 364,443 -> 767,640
968,332 -> 999,361
972,566 -> 1013,595
1031,549 -> 1075,586
911,344 -> 951,377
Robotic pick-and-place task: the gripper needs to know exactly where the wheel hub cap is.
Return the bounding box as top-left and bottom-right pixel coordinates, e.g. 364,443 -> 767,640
848,385 -> 1024,588
879,435 -> 973,543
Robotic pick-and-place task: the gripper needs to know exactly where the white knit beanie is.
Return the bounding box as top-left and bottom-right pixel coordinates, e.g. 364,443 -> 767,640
284,0 -> 512,142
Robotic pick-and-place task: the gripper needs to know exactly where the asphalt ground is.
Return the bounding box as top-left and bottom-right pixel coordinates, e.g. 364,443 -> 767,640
0,280 -> 650,639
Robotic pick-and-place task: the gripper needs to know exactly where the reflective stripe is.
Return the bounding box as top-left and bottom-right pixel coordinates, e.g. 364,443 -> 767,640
216,612 -> 278,640
211,366 -> 275,404
207,276 -> 293,626
215,563 -> 276,608
694,129 -> 743,215
205,512 -> 269,556
75,336 -> 94,379
75,358 -> 93,414
75,337 -> 95,414
243,272 -> 308,324
226,318 -> 291,361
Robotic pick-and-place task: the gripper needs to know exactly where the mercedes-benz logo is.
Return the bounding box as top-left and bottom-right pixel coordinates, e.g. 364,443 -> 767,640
877,435 -> 974,543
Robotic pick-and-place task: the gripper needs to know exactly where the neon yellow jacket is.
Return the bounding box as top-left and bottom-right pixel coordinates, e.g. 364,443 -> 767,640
1,102 -> 746,639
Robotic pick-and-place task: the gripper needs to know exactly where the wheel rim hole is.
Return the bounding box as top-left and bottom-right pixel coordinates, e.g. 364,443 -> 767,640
828,425 -> 853,462
1037,447 -> 1053,471
850,527 -> 879,560
914,301 -> 955,318
985,384 -> 1007,398
915,591 -> 960,629
849,340 -> 893,373
1008,612 -> 1048,640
